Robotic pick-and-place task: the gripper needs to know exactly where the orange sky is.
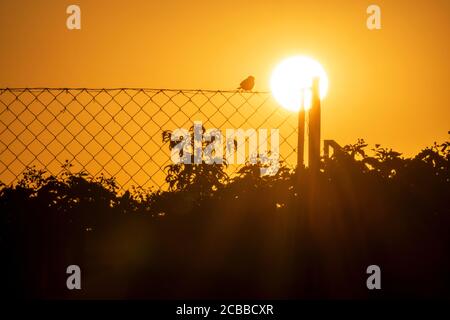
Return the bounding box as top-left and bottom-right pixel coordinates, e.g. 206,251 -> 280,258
0,0 -> 449,156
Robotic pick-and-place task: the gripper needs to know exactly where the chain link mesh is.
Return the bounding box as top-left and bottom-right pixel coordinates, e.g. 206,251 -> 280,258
0,88 -> 299,191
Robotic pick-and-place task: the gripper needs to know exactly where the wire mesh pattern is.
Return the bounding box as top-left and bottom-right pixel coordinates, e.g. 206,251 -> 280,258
0,88 -> 299,191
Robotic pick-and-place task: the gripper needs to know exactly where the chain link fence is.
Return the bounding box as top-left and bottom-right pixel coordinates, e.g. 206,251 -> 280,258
0,88 -> 299,191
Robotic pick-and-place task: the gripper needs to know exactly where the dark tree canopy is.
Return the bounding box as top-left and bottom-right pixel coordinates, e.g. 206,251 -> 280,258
0,139 -> 448,299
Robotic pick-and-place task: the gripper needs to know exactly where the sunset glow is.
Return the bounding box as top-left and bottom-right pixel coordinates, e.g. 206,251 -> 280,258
270,56 -> 328,112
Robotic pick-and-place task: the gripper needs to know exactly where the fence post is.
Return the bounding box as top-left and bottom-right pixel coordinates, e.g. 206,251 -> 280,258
308,77 -> 321,173
297,102 -> 305,171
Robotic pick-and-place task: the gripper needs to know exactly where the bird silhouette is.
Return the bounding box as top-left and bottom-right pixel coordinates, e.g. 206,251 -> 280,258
238,76 -> 255,91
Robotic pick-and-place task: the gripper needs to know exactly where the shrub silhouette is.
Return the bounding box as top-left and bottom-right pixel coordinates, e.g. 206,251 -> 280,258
0,139 -> 448,299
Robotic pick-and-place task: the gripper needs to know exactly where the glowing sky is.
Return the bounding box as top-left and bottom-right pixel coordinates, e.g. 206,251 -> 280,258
0,0 -> 449,155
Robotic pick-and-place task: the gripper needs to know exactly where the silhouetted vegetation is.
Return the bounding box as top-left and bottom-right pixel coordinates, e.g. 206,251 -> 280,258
0,139 -> 449,299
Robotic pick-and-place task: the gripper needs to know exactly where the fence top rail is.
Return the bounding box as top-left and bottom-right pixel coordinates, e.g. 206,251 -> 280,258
0,88 -> 271,94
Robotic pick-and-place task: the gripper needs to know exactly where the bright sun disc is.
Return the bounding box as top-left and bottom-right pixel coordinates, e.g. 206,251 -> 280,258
270,56 -> 328,112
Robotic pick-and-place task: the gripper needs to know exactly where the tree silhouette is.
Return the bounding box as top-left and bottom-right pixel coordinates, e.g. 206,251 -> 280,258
0,138 -> 448,299
162,125 -> 229,195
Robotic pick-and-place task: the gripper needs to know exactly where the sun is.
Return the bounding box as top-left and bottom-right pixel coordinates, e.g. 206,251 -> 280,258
270,56 -> 328,112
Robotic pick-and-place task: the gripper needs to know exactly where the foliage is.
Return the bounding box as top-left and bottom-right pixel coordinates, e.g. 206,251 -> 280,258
0,139 -> 448,299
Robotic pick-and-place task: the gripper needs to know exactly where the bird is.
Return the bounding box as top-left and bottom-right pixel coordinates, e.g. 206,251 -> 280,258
237,76 -> 255,91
